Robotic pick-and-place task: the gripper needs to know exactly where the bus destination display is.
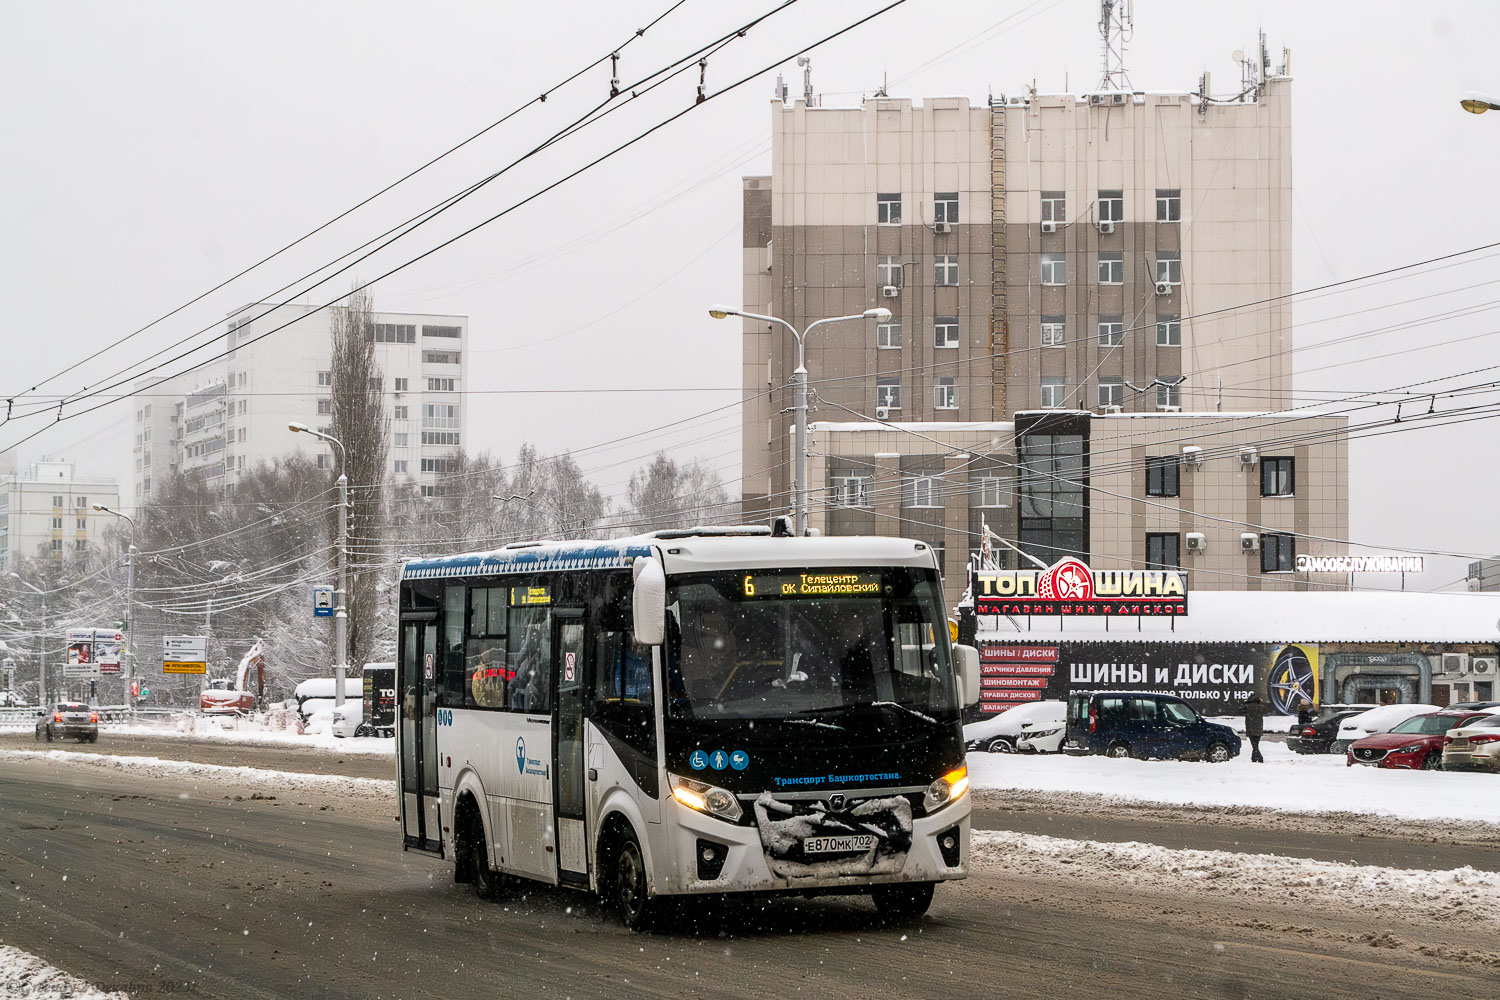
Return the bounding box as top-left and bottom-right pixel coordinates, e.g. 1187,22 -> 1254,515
510,585 -> 552,606
741,571 -> 884,599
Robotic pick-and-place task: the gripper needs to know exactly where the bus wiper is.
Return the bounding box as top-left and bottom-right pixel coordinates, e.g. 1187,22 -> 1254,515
872,701 -> 938,724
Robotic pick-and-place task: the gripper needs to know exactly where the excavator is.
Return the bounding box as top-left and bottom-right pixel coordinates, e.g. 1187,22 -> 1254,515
200,641 -> 264,715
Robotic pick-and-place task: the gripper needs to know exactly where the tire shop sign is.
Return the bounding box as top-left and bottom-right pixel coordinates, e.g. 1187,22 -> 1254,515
972,557 -> 1188,617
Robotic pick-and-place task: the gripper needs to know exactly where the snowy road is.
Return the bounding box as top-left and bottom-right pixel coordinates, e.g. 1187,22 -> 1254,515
1,756 -> 1496,999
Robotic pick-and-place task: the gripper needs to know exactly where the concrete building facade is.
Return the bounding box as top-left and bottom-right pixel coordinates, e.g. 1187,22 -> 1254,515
0,460 -> 121,572
132,303 -> 469,502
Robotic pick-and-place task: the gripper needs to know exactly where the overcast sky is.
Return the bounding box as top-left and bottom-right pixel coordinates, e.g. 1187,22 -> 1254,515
4,0 -> 1500,590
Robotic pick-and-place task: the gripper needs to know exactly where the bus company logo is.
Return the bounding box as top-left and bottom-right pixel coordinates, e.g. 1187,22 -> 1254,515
516,737 -> 526,774
515,738 -> 549,778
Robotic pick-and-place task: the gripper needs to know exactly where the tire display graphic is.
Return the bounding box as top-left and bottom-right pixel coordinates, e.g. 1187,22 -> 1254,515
1265,644 -> 1318,714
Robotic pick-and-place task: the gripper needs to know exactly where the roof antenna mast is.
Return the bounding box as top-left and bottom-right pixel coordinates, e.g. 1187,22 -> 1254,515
1096,0 -> 1134,92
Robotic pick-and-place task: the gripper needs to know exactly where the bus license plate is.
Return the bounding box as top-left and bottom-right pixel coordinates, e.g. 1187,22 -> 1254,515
804,834 -> 877,855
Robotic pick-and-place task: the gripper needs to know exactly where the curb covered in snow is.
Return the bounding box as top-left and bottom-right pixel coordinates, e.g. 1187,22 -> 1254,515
0,748 -> 394,799
0,944 -> 128,1000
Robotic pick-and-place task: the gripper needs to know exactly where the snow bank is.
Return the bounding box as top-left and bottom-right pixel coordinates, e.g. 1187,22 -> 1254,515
0,944 -> 127,1000
103,717 -> 394,755
967,738 -> 1500,823
0,748 -> 393,799
971,830 -> 1500,924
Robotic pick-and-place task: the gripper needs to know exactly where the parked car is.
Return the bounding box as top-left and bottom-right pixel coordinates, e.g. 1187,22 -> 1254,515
1062,691 -> 1240,762
1441,713 -> 1500,773
1347,710 -> 1497,770
1445,701 -> 1500,711
964,701 -> 1066,754
1286,703 -> 1377,754
1331,703 -> 1439,755
34,702 -> 98,743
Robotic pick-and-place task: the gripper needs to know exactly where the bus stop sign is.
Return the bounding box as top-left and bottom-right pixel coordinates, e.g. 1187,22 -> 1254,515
313,585 -> 334,617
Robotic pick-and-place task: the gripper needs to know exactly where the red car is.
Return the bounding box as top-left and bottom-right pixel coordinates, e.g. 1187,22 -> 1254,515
1346,710 -> 1497,770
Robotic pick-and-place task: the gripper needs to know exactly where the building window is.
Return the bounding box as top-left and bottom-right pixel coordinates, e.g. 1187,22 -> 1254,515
421,458 -> 459,474
905,476 -> 941,508
427,378 -> 456,392
394,460 -> 408,474
1097,318 -> 1124,346
317,371 -> 332,387
1261,533 -> 1296,573
1146,532 -> 1180,569
830,475 -> 871,508
1098,377 -> 1124,409
393,405 -> 408,420
316,454 -> 330,470
238,399 -> 247,414
1156,253 -> 1182,286
934,255 -> 958,286
934,317 -> 959,348
876,321 -> 902,349
52,495 -> 63,507
394,433 -> 408,448
1041,253 -> 1066,285
1098,190 -> 1123,224
1041,316 -> 1066,348
877,255 -> 902,288
934,192 -> 958,225
877,193 -> 902,225
422,350 -> 460,364
1145,456 -> 1180,497
933,378 -> 958,410
422,432 -> 461,446
1041,376 -> 1066,409
1157,381 -> 1182,410
76,518 -> 86,530
1041,191 -> 1066,225
975,476 -> 1009,508
423,325 -> 462,339
236,428 -> 245,443
1156,189 -> 1181,223
422,403 -> 460,429
317,398 -> 333,415
75,496 -> 87,508
1097,252 -> 1124,284
74,539 -> 87,552
1261,457 -> 1295,497
50,539 -> 62,552
394,378 -> 409,392
51,517 -> 62,530
373,323 -> 417,343
876,379 -> 902,411
1157,314 -> 1181,346
421,485 -> 436,498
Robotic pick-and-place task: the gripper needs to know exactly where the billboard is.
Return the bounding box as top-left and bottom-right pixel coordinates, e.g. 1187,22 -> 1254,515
64,628 -> 123,679
972,558 -> 1188,617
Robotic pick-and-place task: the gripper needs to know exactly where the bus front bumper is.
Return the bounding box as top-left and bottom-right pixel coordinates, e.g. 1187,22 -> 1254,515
656,795 -> 971,896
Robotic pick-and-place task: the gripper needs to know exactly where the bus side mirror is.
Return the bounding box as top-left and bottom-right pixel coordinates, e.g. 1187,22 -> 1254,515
954,644 -> 981,707
632,556 -> 666,646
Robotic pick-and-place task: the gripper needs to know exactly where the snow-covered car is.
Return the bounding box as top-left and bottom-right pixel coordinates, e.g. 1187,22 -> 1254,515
0,690 -> 30,707
305,702 -> 362,738
964,701 -> 1066,754
1440,713 -> 1500,773
1331,703 -> 1438,755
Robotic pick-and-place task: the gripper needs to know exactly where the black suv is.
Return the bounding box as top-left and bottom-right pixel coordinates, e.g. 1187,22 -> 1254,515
1285,703 -> 1376,755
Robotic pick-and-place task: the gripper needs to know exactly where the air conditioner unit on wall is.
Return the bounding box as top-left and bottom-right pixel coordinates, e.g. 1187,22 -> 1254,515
1240,533 -> 1259,552
1100,404 -> 1123,414
1042,220 -> 1057,234
935,222 -> 953,235
1181,445 -> 1203,466
881,285 -> 900,298
1473,657 -> 1496,674
1099,220 -> 1115,234
874,406 -> 891,420
1185,532 -> 1207,553
1442,652 -> 1470,675
1239,446 -> 1259,466
1155,281 -> 1173,296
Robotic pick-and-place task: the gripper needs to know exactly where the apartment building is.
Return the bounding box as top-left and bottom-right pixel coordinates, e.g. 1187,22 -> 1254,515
741,71 -> 1294,524
0,460 -> 121,572
131,303 -> 469,501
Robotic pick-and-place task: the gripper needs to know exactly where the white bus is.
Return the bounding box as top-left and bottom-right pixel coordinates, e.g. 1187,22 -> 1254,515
396,527 -> 981,929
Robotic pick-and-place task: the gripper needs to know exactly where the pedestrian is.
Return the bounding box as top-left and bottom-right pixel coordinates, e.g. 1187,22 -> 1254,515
1243,693 -> 1271,763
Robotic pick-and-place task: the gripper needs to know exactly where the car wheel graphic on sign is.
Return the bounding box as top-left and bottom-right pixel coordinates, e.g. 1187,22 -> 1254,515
1267,644 -> 1316,715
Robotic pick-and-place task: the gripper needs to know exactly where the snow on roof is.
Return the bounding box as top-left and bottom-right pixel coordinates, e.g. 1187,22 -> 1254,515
975,591 -> 1500,645
810,421 -> 1014,433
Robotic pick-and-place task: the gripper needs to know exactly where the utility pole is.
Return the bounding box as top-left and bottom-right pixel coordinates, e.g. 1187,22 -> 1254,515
336,469 -> 348,707
125,542 -> 136,721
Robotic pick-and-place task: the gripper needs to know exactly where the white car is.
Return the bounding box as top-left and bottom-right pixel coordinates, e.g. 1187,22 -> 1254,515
964,701 -> 1067,754
1331,703 -> 1438,754
305,702 -> 362,738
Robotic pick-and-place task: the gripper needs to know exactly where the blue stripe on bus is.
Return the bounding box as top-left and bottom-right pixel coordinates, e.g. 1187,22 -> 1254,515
401,542 -> 655,580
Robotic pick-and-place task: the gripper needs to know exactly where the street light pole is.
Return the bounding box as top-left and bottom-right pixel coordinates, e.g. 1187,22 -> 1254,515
92,505 -> 137,720
7,572 -> 47,705
709,305 -> 890,536
290,423 -> 350,707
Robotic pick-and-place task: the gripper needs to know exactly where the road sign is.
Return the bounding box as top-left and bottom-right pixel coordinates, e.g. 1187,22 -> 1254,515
163,636 -> 207,674
313,585 -> 334,618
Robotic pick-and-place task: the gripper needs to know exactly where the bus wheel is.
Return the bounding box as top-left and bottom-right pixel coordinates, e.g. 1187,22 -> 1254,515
612,829 -> 657,932
872,881 -> 935,922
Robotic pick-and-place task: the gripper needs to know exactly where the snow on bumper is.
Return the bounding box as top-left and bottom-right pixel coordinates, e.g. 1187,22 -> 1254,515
655,793 -> 970,896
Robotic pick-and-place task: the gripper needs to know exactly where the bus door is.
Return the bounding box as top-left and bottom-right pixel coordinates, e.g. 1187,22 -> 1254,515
552,608 -> 589,886
399,617 -> 442,854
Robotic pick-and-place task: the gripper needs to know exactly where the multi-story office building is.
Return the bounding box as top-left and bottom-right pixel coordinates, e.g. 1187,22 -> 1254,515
0,460 -> 121,571
736,59 -> 1340,594
131,303 -> 468,501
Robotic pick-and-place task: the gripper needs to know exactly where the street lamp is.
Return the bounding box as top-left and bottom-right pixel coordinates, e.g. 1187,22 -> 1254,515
92,504 -> 137,718
1460,91 -> 1500,115
6,572 -> 47,705
290,422 -> 350,707
709,304 -> 892,536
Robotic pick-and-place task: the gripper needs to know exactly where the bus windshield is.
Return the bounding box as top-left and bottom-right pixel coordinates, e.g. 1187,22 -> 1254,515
664,567 -> 955,724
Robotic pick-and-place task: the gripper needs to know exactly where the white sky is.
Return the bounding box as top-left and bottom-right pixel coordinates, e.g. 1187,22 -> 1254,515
3,0 -> 1499,590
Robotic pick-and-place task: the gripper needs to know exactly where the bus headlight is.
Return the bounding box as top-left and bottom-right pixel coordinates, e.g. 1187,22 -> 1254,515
923,765 -> 970,813
668,773 -> 743,823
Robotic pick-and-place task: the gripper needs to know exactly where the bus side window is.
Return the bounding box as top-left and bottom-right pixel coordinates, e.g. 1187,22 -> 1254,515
508,603 -> 552,713
442,585 -> 466,705
593,629 -> 654,753
465,587 -> 508,709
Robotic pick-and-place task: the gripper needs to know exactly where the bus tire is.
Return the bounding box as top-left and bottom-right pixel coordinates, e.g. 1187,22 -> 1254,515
872,881 -> 935,922
610,827 -> 657,932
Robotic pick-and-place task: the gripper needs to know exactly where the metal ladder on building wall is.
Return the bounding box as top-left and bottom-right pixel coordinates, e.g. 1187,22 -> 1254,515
989,101 -> 1008,419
